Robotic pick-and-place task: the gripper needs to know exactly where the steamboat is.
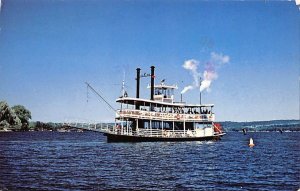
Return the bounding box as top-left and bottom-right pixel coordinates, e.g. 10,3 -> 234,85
103,66 -> 225,142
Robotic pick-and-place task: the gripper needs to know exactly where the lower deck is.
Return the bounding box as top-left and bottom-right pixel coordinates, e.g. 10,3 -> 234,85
104,132 -> 224,143
102,123 -> 225,142
106,119 -> 224,142
115,119 -> 216,133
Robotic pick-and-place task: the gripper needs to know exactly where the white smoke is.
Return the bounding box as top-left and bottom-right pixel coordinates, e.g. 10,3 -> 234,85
182,52 -> 230,93
181,59 -> 200,94
0,0 -> 2,13
181,85 -> 194,94
296,0 -> 300,7
183,59 -> 198,71
210,52 -> 230,66
199,52 -> 229,92
200,70 -> 218,92
182,59 -> 200,87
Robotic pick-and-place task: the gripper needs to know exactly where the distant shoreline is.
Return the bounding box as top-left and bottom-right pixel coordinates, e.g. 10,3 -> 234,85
1,130 -> 299,133
1,119 -> 299,132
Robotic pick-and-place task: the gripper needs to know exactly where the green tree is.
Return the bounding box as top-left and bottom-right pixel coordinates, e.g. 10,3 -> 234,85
11,105 -> 31,131
0,101 -> 22,130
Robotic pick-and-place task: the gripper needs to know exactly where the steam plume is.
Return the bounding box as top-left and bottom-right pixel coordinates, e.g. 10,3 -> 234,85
210,52 -> 230,66
182,59 -> 200,86
200,70 -> 217,92
182,52 -> 230,94
181,59 -> 200,94
199,52 -> 229,92
181,85 -> 193,94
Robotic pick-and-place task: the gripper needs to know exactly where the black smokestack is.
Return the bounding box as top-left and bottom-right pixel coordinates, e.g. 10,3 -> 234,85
136,68 -> 141,98
150,66 -> 155,100
136,68 -> 141,110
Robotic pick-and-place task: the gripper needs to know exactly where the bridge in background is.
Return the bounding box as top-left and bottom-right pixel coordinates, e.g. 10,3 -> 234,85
63,119 -> 114,133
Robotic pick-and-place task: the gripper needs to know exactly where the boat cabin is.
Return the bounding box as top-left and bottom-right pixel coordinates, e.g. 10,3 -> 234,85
147,82 -> 177,103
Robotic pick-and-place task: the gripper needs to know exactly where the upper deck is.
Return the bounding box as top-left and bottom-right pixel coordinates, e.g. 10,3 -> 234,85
116,66 -> 215,122
116,97 -> 215,122
116,97 -> 214,108
116,108 -> 215,122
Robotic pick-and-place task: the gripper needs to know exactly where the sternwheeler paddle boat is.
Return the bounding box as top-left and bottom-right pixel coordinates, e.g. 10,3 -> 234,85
103,66 -> 225,142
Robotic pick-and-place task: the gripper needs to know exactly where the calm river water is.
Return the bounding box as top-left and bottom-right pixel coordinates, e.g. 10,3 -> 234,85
0,131 -> 299,191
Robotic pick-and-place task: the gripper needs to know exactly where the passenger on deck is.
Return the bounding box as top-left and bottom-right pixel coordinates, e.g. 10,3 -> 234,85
163,129 -> 167,137
116,124 -> 121,134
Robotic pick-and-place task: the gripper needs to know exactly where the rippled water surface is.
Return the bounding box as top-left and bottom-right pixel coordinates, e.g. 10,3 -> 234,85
0,131 -> 299,190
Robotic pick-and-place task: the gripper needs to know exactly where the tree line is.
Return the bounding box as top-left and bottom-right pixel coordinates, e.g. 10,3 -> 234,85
0,101 -> 32,131
220,120 -> 300,132
0,101 -> 75,132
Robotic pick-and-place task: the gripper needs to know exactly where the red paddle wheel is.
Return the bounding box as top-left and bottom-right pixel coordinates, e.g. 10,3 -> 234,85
214,123 -> 223,134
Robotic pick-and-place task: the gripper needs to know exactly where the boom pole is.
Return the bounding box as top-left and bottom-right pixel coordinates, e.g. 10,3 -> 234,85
85,82 -> 116,112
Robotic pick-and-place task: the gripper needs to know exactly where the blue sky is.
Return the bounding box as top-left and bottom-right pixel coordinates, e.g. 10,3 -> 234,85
0,0 -> 299,122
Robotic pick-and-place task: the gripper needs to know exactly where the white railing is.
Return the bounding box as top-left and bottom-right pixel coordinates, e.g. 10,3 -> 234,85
62,119 -> 223,138
137,129 -> 196,138
116,109 -> 214,122
111,128 -> 217,138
